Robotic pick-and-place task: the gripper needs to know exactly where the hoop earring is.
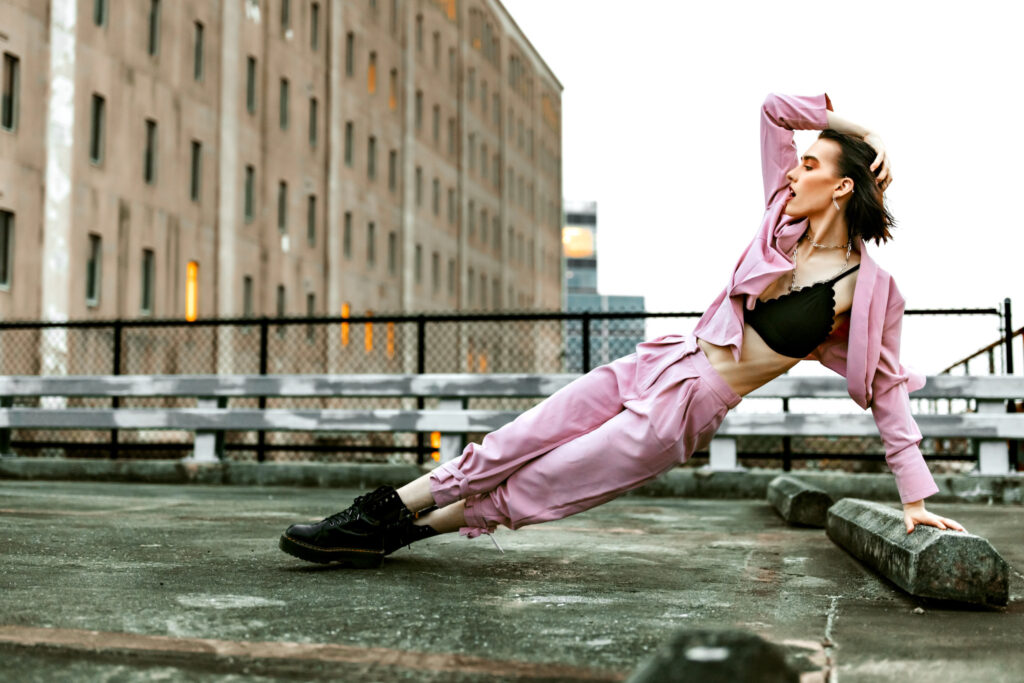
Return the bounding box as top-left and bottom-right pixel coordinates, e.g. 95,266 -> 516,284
832,196 -> 840,211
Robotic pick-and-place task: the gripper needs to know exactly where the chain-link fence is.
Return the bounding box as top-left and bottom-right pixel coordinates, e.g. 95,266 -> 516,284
0,304 -> 1010,470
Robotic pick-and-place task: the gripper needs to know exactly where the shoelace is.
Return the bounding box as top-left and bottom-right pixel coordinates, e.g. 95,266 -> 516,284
323,493 -> 370,528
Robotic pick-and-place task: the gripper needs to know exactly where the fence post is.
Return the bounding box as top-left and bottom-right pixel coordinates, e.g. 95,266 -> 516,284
581,312 -> 592,373
781,397 -> 792,472
416,315 -> 426,465
1004,298 -> 1019,471
257,317 -> 269,463
111,320 -> 122,460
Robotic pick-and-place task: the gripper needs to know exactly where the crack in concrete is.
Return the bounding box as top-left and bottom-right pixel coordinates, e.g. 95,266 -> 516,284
823,595 -> 840,683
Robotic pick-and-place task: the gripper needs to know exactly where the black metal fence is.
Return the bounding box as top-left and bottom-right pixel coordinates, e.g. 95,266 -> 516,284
0,303 -> 1010,469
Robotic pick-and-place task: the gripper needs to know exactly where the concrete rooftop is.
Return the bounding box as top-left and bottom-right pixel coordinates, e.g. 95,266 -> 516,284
1,480 -> 1021,682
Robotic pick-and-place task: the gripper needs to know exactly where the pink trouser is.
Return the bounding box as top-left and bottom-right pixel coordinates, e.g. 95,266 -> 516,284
429,334 -> 743,537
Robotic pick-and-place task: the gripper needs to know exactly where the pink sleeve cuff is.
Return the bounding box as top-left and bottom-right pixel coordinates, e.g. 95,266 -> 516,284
886,443 -> 940,504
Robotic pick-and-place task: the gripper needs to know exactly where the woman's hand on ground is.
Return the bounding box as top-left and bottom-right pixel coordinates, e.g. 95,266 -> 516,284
902,500 -> 967,534
863,132 -> 892,191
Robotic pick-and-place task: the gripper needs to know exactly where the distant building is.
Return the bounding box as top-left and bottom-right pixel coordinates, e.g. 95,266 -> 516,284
0,0 -> 563,375
562,200 -> 646,371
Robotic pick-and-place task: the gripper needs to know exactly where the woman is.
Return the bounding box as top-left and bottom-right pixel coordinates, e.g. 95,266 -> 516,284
279,92 -> 966,568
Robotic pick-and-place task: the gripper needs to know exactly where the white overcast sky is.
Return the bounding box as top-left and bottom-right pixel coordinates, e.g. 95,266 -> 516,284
500,0 -> 1024,375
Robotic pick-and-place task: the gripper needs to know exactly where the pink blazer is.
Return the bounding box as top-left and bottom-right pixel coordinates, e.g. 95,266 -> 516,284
690,92 -> 939,504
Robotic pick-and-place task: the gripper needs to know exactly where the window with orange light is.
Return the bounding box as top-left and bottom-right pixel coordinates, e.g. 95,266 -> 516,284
341,302 -> 350,347
185,261 -> 199,321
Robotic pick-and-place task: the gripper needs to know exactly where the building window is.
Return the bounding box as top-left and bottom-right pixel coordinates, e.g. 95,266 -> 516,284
306,293 -> 316,341
389,69 -> 399,111
468,267 -> 475,304
432,32 -> 440,69
143,118 -> 158,184
281,0 -> 291,31
468,134 -> 475,171
415,166 -> 422,205
481,143 -> 488,180
2,53 -> 20,132
468,200 -> 476,236
243,276 -> 254,317
246,56 -> 257,113
447,117 -> 455,156
189,140 -> 201,202
0,210 -> 13,289
432,105 -> 440,144
88,94 -> 105,164
481,81 -> 488,114
86,233 -> 102,306
147,0 -> 161,56
448,47 -> 456,83
276,285 -> 286,329
388,231 -> 397,275
307,195 -> 316,247
390,0 -> 399,34
345,33 -> 355,77
343,212 -> 352,258
185,261 -> 199,321
388,149 -> 397,192
244,165 -> 255,222
448,258 -> 455,295
344,121 -> 354,166
367,52 -> 377,94
415,90 -> 423,130
447,188 -> 456,225
467,68 -> 475,100
311,2 -> 320,50
308,97 -> 317,147
366,222 -> 376,266
432,178 -> 440,216
431,251 -> 439,292
192,22 -> 204,81
367,136 -> 376,180
277,181 -> 288,233
279,78 -> 289,129
93,0 -> 108,26
415,15 -> 423,51
141,248 -> 155,315
414,243 -> 422,283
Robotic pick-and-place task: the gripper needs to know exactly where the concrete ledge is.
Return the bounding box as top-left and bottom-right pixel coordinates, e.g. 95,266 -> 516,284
826,498 -> 1010,607
634,467 -> 1024,505
767,475 -> 833,527
0,457 -> 420,489
0,457 -> 1021,505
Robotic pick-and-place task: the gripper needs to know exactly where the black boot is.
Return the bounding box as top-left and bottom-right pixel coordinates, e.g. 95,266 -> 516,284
279,486 -> 410,567
382,512 -> 440,556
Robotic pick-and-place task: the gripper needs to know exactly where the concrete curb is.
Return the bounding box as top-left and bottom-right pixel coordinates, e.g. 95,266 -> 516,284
0,457 -> 1021,504
0,458 -> 421,489
634,468 -> 1024,505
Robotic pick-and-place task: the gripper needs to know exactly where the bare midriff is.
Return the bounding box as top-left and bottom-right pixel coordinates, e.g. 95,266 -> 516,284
696,313 -> 849,398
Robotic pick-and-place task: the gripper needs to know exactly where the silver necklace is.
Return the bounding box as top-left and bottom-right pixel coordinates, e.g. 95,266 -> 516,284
788,233 -> 853,293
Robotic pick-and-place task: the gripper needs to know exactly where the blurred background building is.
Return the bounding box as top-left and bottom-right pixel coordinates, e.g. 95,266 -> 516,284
561,200 -> 646,370
0,0 -> 562,371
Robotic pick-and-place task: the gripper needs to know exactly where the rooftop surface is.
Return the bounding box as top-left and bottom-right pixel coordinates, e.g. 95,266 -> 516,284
2,480 -> 1021,681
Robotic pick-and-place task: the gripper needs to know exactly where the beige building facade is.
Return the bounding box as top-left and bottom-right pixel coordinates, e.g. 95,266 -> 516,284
0,0 -> 563,375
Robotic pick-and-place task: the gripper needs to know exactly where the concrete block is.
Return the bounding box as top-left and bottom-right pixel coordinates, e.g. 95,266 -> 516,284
627,628 -> 799,683
826,498 -> 1010,607
767,475 -> 833,527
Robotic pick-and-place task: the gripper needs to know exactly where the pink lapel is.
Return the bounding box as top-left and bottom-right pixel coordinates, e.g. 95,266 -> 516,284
847,236 -> 881,408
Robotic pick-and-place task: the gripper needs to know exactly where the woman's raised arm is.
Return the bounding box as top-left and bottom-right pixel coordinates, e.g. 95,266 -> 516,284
760,92 -> 832,207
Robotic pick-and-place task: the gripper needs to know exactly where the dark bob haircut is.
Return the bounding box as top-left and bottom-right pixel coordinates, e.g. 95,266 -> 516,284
817,128 -> 895,245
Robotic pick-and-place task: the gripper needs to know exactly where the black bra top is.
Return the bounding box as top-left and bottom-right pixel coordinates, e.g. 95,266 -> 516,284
745,264 -> 860,359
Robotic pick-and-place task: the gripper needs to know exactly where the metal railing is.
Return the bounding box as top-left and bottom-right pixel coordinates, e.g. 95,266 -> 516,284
0,305 -> 1008,466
